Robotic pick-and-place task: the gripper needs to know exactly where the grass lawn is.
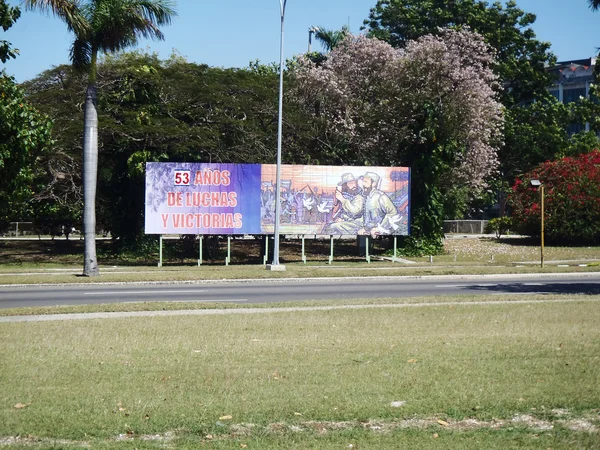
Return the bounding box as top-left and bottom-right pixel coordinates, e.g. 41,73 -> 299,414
1,295 -> 599,448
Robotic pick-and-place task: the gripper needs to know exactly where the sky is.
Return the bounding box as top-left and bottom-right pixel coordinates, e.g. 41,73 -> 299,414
1,0 -> 599,83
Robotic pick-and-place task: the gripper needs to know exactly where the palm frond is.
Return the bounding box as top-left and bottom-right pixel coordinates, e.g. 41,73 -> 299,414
91,0 -> 177,53
24,0 -> 89,36
70,37 -> 92,72
591,0 -> 600,11
314,25 -> 351,52
135,0 -> 176,26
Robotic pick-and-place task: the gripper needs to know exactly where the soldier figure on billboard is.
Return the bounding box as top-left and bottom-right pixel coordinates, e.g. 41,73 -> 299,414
324,173 -> 364,235
359,171 -> 399,237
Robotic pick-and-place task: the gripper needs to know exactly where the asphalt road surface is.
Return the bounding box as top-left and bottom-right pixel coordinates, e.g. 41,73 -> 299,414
2,273 -> 600,309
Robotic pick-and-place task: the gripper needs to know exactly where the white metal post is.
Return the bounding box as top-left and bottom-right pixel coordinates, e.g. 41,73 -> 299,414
158,235 -> 163,267
267,0 -> 287,271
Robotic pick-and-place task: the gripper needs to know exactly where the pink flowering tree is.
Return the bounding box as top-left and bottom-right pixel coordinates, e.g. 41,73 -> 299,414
510,150 -> 600,244
292,29 -> 503,253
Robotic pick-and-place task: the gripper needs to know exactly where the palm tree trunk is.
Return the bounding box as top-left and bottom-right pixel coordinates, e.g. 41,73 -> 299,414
82,50 -> 99,276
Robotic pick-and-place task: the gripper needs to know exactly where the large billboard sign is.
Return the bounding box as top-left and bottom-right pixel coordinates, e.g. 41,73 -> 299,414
145,162 -> 410,236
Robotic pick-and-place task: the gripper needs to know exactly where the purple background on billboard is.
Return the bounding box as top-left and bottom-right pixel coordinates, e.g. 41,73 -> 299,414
145,162 -> 262,234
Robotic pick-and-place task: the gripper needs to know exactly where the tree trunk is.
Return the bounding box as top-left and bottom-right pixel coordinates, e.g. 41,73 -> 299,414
82,83 -> 99,276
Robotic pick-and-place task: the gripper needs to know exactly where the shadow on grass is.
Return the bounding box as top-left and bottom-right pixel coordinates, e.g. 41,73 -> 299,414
0,236 -> 395,267
0,239 -> 83,264
496,236 -> 600,248
495,237 -> 540,247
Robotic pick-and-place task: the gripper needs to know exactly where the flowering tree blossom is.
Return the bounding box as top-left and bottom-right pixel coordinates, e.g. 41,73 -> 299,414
292,35 -> 399,162
292,29 -> 503,250
293,29 -> 502,187
393,30 -> 503,187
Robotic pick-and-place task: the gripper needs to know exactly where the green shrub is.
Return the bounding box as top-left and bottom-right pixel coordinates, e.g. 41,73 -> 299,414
484,216 -> 513,238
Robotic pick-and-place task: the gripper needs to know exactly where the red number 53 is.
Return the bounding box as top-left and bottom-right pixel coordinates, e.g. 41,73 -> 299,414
174,170 -> 190,186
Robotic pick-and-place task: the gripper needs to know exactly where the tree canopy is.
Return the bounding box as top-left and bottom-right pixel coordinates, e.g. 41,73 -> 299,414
0,1 -> 53,230
22,52 -> 326,243
13,0 -> 600,251
0,76 -> 54,229
363,0 -> 600,216
364,0 -> 555,106
0,0 -> 20,63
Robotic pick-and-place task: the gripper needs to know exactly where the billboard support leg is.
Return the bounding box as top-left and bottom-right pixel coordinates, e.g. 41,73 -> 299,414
226,236 -> 231,266
198,235 -> 202,266
328,235 -> 334,265
263,236 -> 269,265
158,235 -> 163,267
301,235 -> 306,264
366,236 -> 370,264
393,236 -> 397,262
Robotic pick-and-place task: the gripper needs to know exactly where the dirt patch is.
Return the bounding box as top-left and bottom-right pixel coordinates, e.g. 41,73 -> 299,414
1,413 -> 597,447
562,419 -> 597,432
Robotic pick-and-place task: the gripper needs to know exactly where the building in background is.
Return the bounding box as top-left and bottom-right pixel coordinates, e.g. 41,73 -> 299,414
548,57 -> 597,135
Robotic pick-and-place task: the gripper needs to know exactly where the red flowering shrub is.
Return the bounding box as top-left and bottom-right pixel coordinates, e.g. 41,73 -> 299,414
509,150 -> 600,245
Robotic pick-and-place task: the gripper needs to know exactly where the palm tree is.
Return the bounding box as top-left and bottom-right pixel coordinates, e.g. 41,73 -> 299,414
26,0 -> 176,276
314,25 -> 350,52
591,0 -> 600,10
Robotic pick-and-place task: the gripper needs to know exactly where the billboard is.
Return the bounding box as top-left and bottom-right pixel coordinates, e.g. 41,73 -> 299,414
145,162 -> 410,236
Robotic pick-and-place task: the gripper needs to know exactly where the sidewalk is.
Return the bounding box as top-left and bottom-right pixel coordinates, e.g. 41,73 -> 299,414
2,295 -> 599,323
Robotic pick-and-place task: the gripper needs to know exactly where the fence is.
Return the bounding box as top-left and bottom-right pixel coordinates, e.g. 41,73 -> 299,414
3,222 -> 34,236
443,220 -> 489,234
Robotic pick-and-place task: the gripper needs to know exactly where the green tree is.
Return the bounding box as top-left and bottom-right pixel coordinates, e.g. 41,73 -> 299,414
25,0 -> 177,276
501,67 -> 600,180
0,0 -> 20,63
0,0 -> 53,231
501,99 -> 569,180
24,52 -> 324,245
365,0 -> 555,106
0,75 -> 54,230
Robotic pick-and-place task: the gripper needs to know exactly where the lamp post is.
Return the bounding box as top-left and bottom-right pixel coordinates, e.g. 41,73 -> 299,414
267,0 -> 287,271
530,179 -> 544,268
308,26 -> 319,52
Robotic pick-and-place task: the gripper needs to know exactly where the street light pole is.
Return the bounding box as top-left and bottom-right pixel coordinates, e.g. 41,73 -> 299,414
267,0 -> 287,271
540,184 -> 545,268
530,179 -> 544,268
308,26 -> 319,52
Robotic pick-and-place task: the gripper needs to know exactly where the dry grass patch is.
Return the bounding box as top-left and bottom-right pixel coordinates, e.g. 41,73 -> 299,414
443,237 -> 600,265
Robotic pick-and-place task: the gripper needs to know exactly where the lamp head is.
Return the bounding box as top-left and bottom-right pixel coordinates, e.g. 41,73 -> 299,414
530,179 -> 541,187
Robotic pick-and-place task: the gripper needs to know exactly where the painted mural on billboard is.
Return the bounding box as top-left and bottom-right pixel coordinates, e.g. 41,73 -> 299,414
145,162 -> 409,236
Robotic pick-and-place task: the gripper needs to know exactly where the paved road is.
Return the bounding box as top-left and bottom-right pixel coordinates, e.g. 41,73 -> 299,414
2,273 -> 600,309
